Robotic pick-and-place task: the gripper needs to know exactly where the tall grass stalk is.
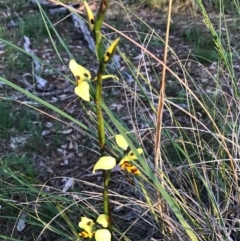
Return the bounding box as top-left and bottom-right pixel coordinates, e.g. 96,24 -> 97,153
154,0 -> 176,239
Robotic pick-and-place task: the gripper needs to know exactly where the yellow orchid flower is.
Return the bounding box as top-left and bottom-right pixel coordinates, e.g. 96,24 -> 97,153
93,156 -> 116,173
102,38 -> 120,64
115,134 -> 143,175
84,1 -> 95,31
92,135 -> 142,174
78,214 -> 111,240
69,59 -> 118,101
69,59 -> 91,102
78,217 -> 95,238
118,148 -> 143,176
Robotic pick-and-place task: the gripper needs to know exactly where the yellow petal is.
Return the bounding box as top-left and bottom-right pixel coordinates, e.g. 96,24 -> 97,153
93,156 -> 116,173
115,134 -> 128,151
125,148 -> 143,161
103,38 -> 120,64
102,75 -> 119,81
83,1 -> 95,31
93,75 -> 119,82
69,59 -> 91,82
74,81 -> 90,101
95,229 -> 111,241
119,158 -> 127,166
78,217 -> 94,238
96,214 -> 109,228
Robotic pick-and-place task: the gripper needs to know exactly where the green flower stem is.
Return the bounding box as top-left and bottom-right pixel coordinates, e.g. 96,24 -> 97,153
95,63 -> 105,152
95,62 -> 112,232
94,0 -> 111,61
95,0 -> 110,34
94,0 -> 112,235
103,170 -> 112,230
95,31 -> 104,61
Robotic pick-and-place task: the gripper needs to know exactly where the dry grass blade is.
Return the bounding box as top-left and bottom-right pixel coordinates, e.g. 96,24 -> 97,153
153,1 -> 176,240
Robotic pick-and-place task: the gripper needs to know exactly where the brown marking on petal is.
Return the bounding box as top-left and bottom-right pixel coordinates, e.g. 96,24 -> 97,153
132,167 -> 140,175
104,52 -> 111,63
131,167 -> 139,174
79,231 -> 89,237
76,75 -> 80,80
84,73 -> 89,78
90,19 -> 95,24
124,162 -> 133,167
86,221 -> 91,226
